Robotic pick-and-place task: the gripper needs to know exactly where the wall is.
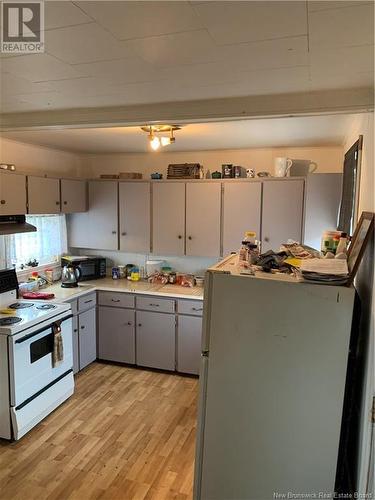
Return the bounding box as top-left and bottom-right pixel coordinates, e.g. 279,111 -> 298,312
343,112 -> 374,494
79,145 -> 343,179
0,137 -> 82,177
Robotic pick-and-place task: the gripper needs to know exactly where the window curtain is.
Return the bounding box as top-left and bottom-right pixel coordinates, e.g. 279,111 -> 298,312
0,215 -> 67,269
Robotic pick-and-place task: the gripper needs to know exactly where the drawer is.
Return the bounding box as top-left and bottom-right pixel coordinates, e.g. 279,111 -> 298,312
136,296 -> 175,313
178,300 -> 204,316
65,298 -> 78,316
98,291 -> 135,309
78,292 -> 97,312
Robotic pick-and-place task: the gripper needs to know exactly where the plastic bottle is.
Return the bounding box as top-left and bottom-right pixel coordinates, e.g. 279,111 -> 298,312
336,233 -> 348,255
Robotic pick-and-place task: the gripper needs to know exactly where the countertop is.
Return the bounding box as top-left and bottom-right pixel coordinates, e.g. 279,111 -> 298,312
46,278 -> 204,302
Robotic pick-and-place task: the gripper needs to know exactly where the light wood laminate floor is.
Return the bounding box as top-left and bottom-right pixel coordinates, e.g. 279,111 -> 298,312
0,363 -> 199,500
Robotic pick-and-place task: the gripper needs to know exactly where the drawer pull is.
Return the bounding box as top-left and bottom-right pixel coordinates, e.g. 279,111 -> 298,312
84,299 -> 93,304
149,303 -> 160,307
192,307 -> 203,311
111,299 -> 121,303
127,322 -> 132,326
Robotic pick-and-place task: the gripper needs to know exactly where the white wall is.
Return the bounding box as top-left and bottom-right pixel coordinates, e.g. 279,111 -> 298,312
0,137 -> 82,177
79,145 -> 343,179
343,112 -> 374,494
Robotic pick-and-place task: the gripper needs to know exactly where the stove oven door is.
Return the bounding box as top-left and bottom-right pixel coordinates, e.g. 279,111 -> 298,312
8,313 -> 73,408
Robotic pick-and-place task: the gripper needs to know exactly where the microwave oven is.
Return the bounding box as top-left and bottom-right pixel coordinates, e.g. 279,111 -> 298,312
61,256 -> 106,281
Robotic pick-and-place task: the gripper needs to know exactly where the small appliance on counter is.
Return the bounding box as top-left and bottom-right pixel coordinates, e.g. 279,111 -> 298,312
61,256 -> 106,281
61,264 -> 81,288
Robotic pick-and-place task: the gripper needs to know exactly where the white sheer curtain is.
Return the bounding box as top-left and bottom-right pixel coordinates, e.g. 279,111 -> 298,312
0,215 -> 67,269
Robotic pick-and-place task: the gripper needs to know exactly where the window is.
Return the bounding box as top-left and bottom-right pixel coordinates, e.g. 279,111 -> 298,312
0,215 -> 67,269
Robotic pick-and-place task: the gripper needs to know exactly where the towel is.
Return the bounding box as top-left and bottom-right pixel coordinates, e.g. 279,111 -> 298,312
52,321 -> 64,367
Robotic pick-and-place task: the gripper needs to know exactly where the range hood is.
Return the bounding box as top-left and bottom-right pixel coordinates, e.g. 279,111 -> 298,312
0,215 -> 37,235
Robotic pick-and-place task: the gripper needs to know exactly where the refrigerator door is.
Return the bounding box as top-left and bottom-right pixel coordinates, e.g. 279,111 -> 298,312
193,354 -> 209,500
198,272 -> 354,500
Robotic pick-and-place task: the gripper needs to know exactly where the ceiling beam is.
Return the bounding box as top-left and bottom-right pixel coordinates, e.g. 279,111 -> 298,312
0,87 -> 373,131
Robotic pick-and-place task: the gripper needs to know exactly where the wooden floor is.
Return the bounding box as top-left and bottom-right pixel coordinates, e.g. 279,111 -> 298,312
0,363 -> 199,500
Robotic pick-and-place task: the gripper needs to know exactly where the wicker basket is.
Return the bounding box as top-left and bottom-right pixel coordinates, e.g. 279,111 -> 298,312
167,163 -> 202,179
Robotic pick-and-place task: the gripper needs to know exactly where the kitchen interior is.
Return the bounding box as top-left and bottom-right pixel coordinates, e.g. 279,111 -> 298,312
0,1 -> 374,500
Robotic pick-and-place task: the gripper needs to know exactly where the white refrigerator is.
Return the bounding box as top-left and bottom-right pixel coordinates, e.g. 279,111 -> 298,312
194,255 -> 355,500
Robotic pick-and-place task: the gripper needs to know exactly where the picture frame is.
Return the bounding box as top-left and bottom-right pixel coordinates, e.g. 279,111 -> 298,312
346,211 -> 374,285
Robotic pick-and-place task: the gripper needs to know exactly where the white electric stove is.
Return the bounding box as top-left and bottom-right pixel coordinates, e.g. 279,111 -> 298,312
0,268 -> 74,440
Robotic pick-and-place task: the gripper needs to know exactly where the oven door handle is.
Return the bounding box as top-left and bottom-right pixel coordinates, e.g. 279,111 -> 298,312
14,314 -> 73,344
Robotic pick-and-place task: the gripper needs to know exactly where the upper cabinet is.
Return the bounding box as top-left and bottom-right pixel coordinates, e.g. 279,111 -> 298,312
0,172 -> 27,215
261,179 -> 304,252
119,182 -> 150,253
27,176 -> 60,214
222,182 -> 262,256
152,182 -> 185,256
186,183 -> 221,257
68,181 -> 118,250
61,179 -> 87,213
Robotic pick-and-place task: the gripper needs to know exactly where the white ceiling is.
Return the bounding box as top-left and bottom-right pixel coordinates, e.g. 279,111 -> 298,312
0,1 -> 373,114
1,114 -> 358,154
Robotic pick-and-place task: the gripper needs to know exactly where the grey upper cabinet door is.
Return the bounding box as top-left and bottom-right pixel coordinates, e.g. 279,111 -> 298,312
61,179 -> 87,213
222,182 -> 262,256
78,307 -> 97,370
68,181 -> 118,250
0,172 -> 27,215
119,182 -> 150,253
98,306 -> 135,364
152,182 -> 185,255
262,179 -> 304,252
186,182 -> 221,257
136,310 -> 175,371
27,176 -> 61,214
177,315 -> 202,375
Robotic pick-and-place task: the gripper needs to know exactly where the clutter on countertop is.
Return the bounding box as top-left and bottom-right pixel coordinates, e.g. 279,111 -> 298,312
22,291 -> 56,300
298,258 -> 349,285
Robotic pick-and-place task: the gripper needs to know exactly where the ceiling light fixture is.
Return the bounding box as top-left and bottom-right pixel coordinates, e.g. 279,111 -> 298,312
141,125 -> 181,151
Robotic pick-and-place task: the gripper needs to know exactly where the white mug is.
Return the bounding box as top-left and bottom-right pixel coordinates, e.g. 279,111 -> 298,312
274,157 -> 292,177
289,159 -> 318,176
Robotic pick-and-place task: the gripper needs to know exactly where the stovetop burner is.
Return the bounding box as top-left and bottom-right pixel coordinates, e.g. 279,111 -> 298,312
0,317 -> 22,326
36,303 -> 57,310
9,302 -> 34,309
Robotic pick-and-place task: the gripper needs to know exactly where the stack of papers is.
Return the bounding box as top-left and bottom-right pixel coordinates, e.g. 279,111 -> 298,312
299,258 -> 349,285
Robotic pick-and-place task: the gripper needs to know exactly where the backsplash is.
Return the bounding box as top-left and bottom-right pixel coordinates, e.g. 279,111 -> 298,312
69,248 -> 219,276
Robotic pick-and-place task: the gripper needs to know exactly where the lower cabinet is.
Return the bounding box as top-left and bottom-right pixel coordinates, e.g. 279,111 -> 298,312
177,315 -> 202,375
78,307 -> 97,370
136,310 -> 176,371
98,306 -> 135,364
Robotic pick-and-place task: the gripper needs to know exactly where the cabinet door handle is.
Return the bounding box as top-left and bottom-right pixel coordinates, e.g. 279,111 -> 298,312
188,236 -> 192,240
138,323 -> 142,327
178,235 -> 182,239
73,328 -> 78,333
112,230 -> 117,234
149,303 -> 160,307
121,232 -> 127,236
80,325 -> 85,330
0,200 -> 5,205
111,299 -> 121,303
56,201 -> 60,205
192,307 -> 203,311
127,322 -> 132,326
63,201 -> 67,205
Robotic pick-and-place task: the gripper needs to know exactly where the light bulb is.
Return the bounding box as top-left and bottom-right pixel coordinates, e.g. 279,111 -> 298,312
160,136 -> 171,146
150,136 -> 160,150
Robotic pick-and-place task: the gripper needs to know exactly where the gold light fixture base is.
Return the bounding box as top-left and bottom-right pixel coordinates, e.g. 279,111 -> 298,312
140,125 -> 181,134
